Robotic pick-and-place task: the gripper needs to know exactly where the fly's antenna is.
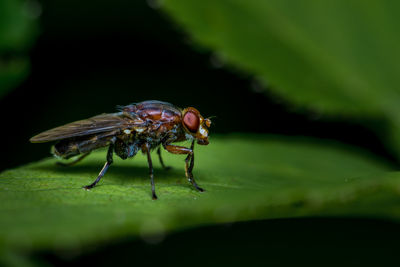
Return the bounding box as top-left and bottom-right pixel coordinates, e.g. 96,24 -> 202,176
205,115 -> 216,127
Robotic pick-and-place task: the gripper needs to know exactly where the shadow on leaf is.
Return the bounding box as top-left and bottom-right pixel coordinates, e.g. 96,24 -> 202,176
31,162 -> 187,184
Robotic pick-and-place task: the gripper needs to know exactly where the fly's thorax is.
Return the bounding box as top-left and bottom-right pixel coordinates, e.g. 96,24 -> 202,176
122,101 -> 181,125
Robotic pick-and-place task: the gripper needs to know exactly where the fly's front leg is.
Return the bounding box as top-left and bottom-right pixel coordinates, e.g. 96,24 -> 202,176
157,147 -> 171,171
83,144 -> 113,190
185,141 -> 204,192
163,141 -> 204,192
144,143 -> 158,200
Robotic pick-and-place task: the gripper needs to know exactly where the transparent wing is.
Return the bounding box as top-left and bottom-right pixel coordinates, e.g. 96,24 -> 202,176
30,113 -> 135,143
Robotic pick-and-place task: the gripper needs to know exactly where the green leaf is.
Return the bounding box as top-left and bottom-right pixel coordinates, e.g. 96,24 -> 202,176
1,135 -> 400,256
0,0 -> 39,97
161,0 -> 400,155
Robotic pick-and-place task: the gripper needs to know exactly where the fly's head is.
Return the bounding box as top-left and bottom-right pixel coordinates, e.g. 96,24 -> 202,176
181,107 -> 211,145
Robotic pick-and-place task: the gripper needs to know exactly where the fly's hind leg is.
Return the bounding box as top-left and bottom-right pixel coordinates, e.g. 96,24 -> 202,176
83,144 -> 113,190
144,143 -> 158,200
157,147 -> 171,171
163,141 -> 204,192
57,152 -> 91,167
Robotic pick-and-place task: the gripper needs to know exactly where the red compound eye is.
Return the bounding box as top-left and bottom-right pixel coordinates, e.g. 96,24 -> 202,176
183,111 -> 200,133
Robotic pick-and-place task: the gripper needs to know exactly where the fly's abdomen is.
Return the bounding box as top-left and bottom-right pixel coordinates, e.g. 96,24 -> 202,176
52,132 -> 116,159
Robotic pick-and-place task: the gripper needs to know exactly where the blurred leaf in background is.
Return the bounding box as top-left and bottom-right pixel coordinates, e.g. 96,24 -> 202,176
161,0 -> 400,157
0,0 -> 39,98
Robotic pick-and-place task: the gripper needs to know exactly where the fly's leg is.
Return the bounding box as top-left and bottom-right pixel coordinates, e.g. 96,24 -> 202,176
157,147 -> 171,171
83,144 -> 113,190
144,143 -> 158,200
57,152 -> 91,167
185,141 -> 204,192
163,141 -> 204,192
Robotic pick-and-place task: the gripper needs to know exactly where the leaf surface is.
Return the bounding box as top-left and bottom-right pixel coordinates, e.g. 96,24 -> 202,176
1,135 -> 399,254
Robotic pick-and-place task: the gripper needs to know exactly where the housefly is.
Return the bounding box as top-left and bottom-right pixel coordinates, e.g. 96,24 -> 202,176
30,100 -> 212,200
